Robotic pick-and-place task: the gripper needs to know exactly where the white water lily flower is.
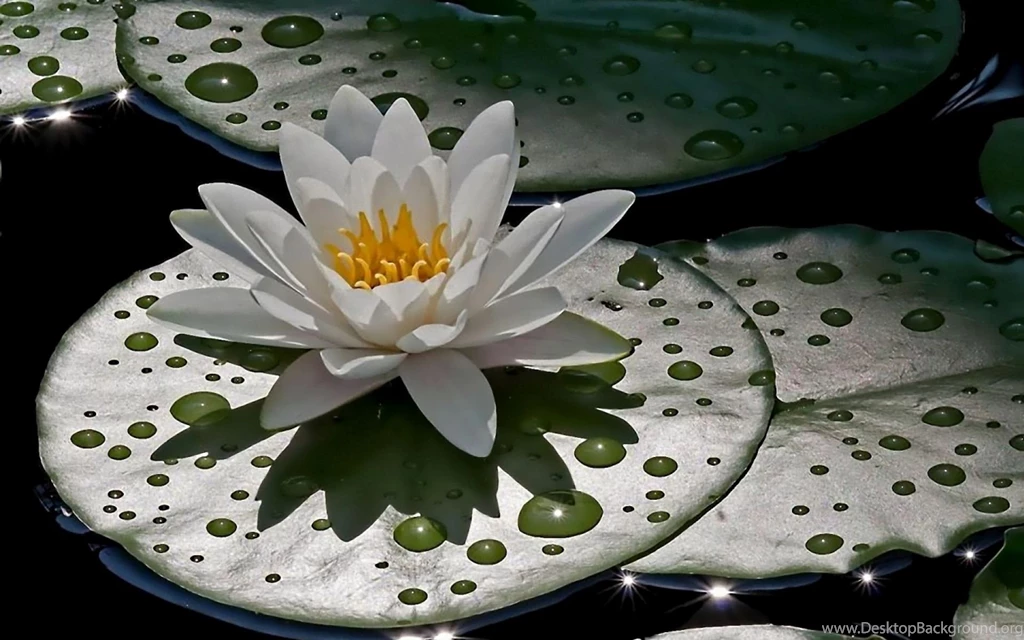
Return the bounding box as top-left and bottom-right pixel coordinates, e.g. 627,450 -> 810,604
148,85 -> 635,457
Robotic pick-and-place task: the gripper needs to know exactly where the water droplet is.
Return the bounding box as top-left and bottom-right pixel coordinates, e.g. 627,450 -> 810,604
834,502 -> 849,511
194,456 -> 216,469
165,356 -> 187,369
664,93 -> 693,109
231,490 -> 249,500
748,369 -> 776,386
240,349 -> 279,372
954,443 -> 977,456
261,15 -> 324,48
467,539 -> 507,564
574,437 -> 627,468
684,130 -> 743,160
805,533 -> 844,555
431,55 -> 455,69
692,59 -> 715,73
807,334 -> 831,346
892,480 -> 916,496
367,13 -> 400,31
252,455 -> 273,467
616,251 -> 663,290
626,112 -> 645,123
913,29 -> 942,45
654,22 -> 692,41
27,55 -> 58,76
185,63 -> 258,103
647,511 -> 670,523
107,445 -> 131,460
668,360 -> 703,381
709,346 -> 733,357
602,55 -> 640,76
493,73 -> 521,89
643,456 -> 678,477
542,544 -> 564,555
901,308 -> 945,332
262,120 -> 282,131
119,511 -> 136,520
298,53 -> 321,66
556,95 -> 576,106
31,75 -> 82,102
792,505 -> 810,515
0,2 -> 33,17
879,435 -> 911,451
1011,435 -> 1024,451
927,463 -> 966,486
393,516 -> 447,552
796,262 -> 843,284
750,300 -> 779,316
999,318 -> 1024,341
891,248 -> 920,263
127,421 -> 157,439
851,450 -> 872,461
842,437 -> 859,445
775,41 -> 795,54
398,588 -> 427,605
311,518 -> 331,531
146,473 -> 169,487
428,126 -> 463,150
70,429 -> 104,448
210,37 -> 241,53
663,344 -> 682,355
993,478 -> 1013,489
920,406 -> 965,427
265,573 -> 281,583
820,308 -> 853,327
225,112 -> 247,124
518,490 -> 603,538
646,490 -> 665,501
122,332 -> 157,352
716,97 -> 757,119
737,278 -> 757,287
170,391 -> 230,426
451,580 -> 477,595
973,496 -> 1011,514
826,410 -> 853,423
175,11 -> 211,30
878,273 -> 902,285
810,465 -> 829,475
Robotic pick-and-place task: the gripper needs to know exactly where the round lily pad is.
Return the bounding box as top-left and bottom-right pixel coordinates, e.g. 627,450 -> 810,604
626,226 -> 1023,577
651,626 -> 869,640
114,0 -> 960,192
37,238 -> 773,627
953,528 -> 1023,639
0,0 -> 130,114
980,119 -> 1024,236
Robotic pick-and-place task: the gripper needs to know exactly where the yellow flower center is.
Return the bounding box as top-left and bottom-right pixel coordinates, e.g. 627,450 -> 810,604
326,204 -> 450,290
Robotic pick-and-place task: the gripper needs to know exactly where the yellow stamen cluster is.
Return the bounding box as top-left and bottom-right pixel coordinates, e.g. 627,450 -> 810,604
326,204 -> 449,290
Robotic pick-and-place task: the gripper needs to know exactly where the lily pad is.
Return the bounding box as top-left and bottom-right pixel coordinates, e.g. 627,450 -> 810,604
37,238 -> 773,627
953,528 -> 1023,639
651,626 -> 870,640
0,0 -> 130,113
114,0 -> 960,192
979,119 -> 1024,236
626,226 -> 1024,577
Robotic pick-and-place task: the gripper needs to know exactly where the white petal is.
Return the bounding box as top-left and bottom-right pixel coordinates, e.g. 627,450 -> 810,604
451,287 -> 565,348
504,190 -> 636,297
370,168 -> 403,230
467,204 -> 565,311
169,209 -> 265,283
293,177 -> 354,250
371,98 -> 432,184
329,286 -> 403,347
251,278 -> 369,348
396,310 -> 468,353
320,348 -> 406,379
344,156 -> 388,223
399,350 -> 496,457
450,154 -> 512,246
147,288 -> 332,349
417,156 -> 450,222
373,279 -> 429,330
448,101 -> 517,209
402,164 -> 439,235
462,312 -> 631,369
261,350 -> 394,429
244,211 -> 317,295
434,252 -> 487,324
323,85 -> 383,162
280,123 -> 351,212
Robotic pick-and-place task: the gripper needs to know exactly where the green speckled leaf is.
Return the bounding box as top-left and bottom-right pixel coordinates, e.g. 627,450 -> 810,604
114,0 -> 960,191
651,626 -> 874,640
37,239 -> 773,627
0,0 -> 130,113
953,528 -> 1024,639
980,119 -> 1024,235
627,226 -> 1024,578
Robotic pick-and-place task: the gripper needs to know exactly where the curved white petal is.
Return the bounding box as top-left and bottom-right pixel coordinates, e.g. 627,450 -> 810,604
396,310 -> 468,353
467,204 -> 565,311
344,156 -> 388,225
400,350 -> 496,457
147,288 -> 332,349
371,98 -> 432,184
251,277 -> 369,348
417,156 -> 450,223
450,154 -> 512,246
320,348 -> 406,379
280,123 -> 351,212
462,312 -> 631,369
402,164 -> 439,235
373,279 -> 429,330
244,211 -> 319,295
370,168 -> 403,230
503,190 -> 636,297
329,286 -> 404,347
323,85 -> 383,162
435,253 -> 487,324
452,287 -> 565,348
448,101 -> 517,212
293,177 -> 355,251
169,209 -> 265,283
261,350 -> 395,429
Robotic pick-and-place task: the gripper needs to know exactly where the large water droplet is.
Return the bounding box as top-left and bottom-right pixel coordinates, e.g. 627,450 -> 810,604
398,588 -> 427,605
684,130 -> 743,160
175,11 -> 211,30
820,308 -> 853,327
879,435 -> 911,450
796,262 -> 843,284
206,518 -> 237,537
370,92 -> 430,121
668,360 -> 703,380
999,318 -> 1024,341
124,332 -> 158,351
643,456 -> 678,477
0,2 -> 34,17
210,37 -> 242,53
393,516 -> 447,552
901,308 -> 945,332
805,533 -> 844,555
170,391 -> 230,426
466,539 -> 507,564
654,22 -> 692,42
602,55 -> 640,76
428,127 -> 463,150
27,55 -> 58,76
922,406 -> 964,427
367,13 -> 400,31
185,63 -> 258,103
927,463 -> 966,486
518,490 -> 603,538
752,300 -> 780,316
892,480 -> 916,495
31,75 -> 82,102
972,496 -> 1010,513
617,252 -> 662,290
128,421 -> 157,439
261,15 -> 324,48
451,580 -> 476,595
71,429 -> 104,449
574,438 -> 627,468
715,97 -> 757,119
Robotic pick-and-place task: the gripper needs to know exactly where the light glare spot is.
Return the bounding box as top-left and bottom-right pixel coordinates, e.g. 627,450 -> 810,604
12,116 -> 26,126
708,585 -> 731,599
49,109 -> 72,122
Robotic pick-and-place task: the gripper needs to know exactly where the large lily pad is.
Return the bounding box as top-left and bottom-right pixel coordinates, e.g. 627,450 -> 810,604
37,238 -> 773,627
0,0 -> 130,113
627,226 -> 1023,577
651,626 -> 869,640
114,0 -> 960,192
979,119 -> 1024,236
953,527 -> 1023,640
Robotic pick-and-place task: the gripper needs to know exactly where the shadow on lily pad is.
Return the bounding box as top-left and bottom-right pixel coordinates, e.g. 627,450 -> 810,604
152,360 -> 640,545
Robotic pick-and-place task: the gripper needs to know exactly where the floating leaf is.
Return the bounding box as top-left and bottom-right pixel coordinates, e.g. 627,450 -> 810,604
114,0 -> 960,191
651,626 -> 872,640
627,226 -> 1023,578
0,0 -> 129,113
953,528 -> 1023,639
979,119 -> 1024,236
37,239 -> 773,627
